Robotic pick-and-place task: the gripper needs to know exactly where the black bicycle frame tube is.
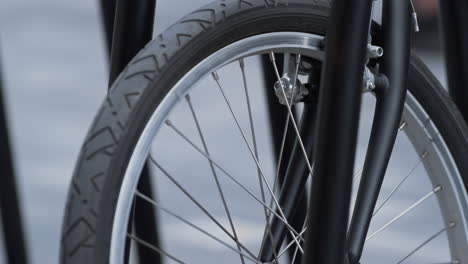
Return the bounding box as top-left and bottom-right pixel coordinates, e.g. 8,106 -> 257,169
99,0 -> 117,58
439,0 -> 468,124
301,1 -> 373,263
102,0 -> 161,263
0,52 -> 29,264
346,1 -> 411,263
109,0 -> 156,84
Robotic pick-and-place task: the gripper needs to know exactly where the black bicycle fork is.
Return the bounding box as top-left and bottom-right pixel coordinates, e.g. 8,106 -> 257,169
303,1 -> 411,263
260,1 -> 412,263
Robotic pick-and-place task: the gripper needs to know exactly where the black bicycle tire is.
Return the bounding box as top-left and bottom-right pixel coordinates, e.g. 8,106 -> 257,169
60,0 -> 468,263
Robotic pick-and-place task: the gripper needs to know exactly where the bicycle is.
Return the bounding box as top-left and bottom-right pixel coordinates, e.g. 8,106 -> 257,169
60,0 -> 468,263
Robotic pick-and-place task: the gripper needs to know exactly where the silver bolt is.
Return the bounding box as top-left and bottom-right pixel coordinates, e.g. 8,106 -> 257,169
367,44 -> 384,58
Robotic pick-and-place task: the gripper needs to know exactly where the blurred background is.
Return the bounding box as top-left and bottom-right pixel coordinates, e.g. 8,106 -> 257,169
0,0 -> 443,263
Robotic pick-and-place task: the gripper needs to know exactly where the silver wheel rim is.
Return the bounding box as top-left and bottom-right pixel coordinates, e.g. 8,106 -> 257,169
109,32 -> 468,263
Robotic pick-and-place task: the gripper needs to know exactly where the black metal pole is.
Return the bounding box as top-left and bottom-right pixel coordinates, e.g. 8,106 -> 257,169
439,0 -> 468,124
101,0 -> 161,263
346,1 -> 411,263
0,49 -> 29,264
302,0 -> 373,263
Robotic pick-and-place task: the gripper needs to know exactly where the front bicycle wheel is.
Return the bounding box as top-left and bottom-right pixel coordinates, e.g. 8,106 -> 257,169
60,0 -> 468,263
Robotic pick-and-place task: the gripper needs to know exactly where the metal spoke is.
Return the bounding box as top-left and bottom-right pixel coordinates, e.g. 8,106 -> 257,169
135,190 -> 261,264
239,59 -> 269,208
240,59 -> 284,261
353,167 -> 364,183
277,226 -> 307,259
271,115 -> 292,195
395,222 -> 456,264
372,151 -> 428,218
366,185 -> 442,241
127,233 -> 186,264
239,59 -> 265,203
268,52 -> 313,176
276,212 -> 308,259
263,112 -> 293,259
279,214 -> 308,263
290,241 -> 302,264
147,156 -> 257,260
185,94 -> 246,264
212,71 -> 304,252
165,119 -> 305,241
258,53 -> 303,260
399,121 -> 408,131
238,59 -> 278,262
268,53 -> 301,206
212,70 -> 280,207
353,121 -> 407,184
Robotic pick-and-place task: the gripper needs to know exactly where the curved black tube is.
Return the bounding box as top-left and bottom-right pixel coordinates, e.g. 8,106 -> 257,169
346,1 -> 411,263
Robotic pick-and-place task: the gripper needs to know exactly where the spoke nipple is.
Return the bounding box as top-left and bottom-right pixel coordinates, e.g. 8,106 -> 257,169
399,121 -> 407,131
165,119 -> 173,127
295,54 -> 301,64
211,71 -> 219,81
185,94 -> 191,101
434,185 -> 442,193
412,12 -> 420,32
269,52 -> 275,62
239,58 -> 245,68
448,221 -> 456,228
421,151 -> 428,159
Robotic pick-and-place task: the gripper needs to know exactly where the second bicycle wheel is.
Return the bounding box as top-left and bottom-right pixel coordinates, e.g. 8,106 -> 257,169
61,0 -> 468,263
